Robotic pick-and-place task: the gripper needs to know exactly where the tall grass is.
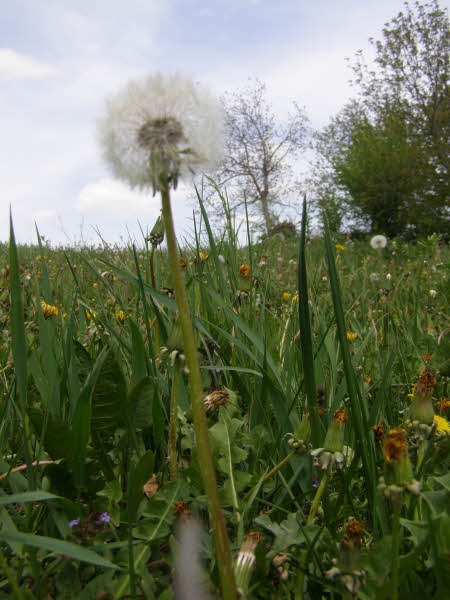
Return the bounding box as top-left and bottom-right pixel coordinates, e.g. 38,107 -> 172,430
0,198 -> 449,599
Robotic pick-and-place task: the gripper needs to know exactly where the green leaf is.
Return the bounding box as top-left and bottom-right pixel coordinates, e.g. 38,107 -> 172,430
129,318 -> 148,385
0,530 -> 119,569
91,351 -> 128,434
128,376 -> 154,429
0,490 -> 61,506
129,450 -> 155,519
28,408 -> 73,461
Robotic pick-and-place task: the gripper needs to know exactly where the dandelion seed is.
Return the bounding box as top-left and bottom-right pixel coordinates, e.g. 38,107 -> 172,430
370,235 -> 387,249
98,73 -> 223,192
429,289 -> 437,298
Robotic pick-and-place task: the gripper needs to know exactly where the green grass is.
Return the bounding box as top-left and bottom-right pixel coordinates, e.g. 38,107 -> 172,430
0,206 -> 449,599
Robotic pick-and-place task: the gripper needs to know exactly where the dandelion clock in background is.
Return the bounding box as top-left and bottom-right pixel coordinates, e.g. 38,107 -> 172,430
97,74 -> 236,598
98,73 -> 224,193
370,234 -> 388,249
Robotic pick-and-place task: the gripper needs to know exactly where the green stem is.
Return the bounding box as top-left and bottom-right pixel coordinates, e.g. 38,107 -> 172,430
169,365 -> 180,481
391,502 -> 402,600
160,182 -> 236,600
149,244 -> 160,353
244,451 -> 295,501
296,469 -> 330,600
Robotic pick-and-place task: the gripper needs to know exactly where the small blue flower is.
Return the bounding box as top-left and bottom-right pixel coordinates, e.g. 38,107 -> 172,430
313,478 -> 320,488
68,517 -> 80,528
99,511 -> 110,523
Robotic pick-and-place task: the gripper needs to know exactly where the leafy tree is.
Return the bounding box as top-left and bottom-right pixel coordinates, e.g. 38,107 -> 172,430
203,79 -> 309,235
312,0 -> 449,236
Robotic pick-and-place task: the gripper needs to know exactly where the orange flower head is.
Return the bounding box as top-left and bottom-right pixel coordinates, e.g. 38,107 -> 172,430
423,353 -> 432,364
238,264 -> 251,278
383,434 -> 407,463
438,398 -> 450,414
346,519 -> 363,539
179,257 -> 187,270
332,408 -> 348,424
416,368 -> 436,393
372,422 -> 385,444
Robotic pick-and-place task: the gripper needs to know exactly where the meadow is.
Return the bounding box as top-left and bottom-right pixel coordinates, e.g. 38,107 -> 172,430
0,201 -> 449,599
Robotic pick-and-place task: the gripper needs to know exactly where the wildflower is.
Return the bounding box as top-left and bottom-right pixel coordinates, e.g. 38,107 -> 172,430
238,264 -> 251,278
41,300 -> 58,319
372,422 -> 385,444
235,531 -> 261,596
292,294 -> 299,304
197,251 -> 208,263
438,398 -> 450,414
346,332 -> 358,342
258,253 -> 268,267
311,409 -> 351,472
98,73 -> 223,192
386,273 -> 392,280
380,428 -> 419,501
85,309 -> 96,320
282,292 -> 291,302
335,244 -> 345,251
429,289 -> 437,298
115,310 -> 127,323
99,511 -> 110,523
68,517 -> 80,528
203,389 -> 229,412
174,501 -> 191,522
363,375 -> 372,383
93,282 -> 99,288
369,272 -> 379,282
148,214 -> 165,246
179,257 -> 187,270
423,353 -> 432,364
370,235 -> 387,249
433,414 -> 450,433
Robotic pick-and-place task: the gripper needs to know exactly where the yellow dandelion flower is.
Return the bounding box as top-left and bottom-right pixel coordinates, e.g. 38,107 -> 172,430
282,292 -> 291,302
93,282 -> 99,288
115,310 -> 127,323
335,244 -> 345,251
41,300 -> 58,319
433,414 -> 450,433
238,264 -> 251,277
347,332 -> 358,342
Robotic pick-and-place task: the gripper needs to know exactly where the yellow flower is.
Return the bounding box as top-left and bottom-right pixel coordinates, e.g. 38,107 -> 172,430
292,294 -> 299,304
335,244 -> 345,251
346,332 -> 358,342
238,264 -> 251,278
282,292 -> 291,302
198,251 -> 208,262
433,414 -> 450,433
93,282 -> 99,288
41,300 -> 58,319
85,309 -> 96,320
115,309 -> 127,323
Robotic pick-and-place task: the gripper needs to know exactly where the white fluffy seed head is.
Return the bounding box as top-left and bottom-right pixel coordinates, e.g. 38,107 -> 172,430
370,235 -> 388,249
98,73 -> 224,190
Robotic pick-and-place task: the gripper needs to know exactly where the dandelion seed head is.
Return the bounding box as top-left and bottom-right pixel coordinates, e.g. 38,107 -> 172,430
370,235 -> 388,249
98,73 -> 224,190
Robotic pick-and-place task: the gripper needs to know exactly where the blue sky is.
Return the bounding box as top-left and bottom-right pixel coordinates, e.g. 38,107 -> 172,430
2,0 -> 448,246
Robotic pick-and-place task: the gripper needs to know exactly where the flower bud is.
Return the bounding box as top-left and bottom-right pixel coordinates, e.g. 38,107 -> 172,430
324,409 -> 348,453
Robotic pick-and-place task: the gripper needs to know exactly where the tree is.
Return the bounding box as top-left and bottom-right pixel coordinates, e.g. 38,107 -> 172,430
311,0 -> 449,236
204,79 -> 309,235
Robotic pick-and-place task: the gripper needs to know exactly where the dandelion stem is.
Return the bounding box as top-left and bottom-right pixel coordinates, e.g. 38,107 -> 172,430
149,244 -> 160,352
160,180 -> 236,599
169,364 -> 180,481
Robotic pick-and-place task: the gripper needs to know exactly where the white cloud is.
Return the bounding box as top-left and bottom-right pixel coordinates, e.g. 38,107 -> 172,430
0,48 -> 57,80
76,178 -> 161,217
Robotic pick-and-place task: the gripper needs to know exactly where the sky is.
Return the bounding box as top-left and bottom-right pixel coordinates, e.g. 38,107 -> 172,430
1,0 -> 448,247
